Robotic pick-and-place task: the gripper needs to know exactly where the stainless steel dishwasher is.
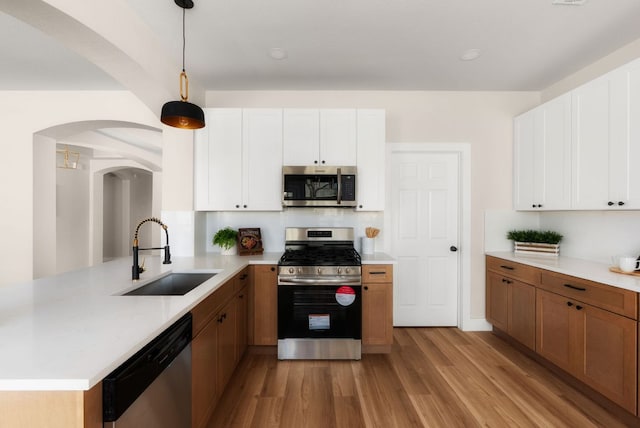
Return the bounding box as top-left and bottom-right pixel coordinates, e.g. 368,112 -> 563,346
103,313 -> 192,428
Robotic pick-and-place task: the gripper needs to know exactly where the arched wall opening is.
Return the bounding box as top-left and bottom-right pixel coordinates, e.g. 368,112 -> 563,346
33,120 -> 162,278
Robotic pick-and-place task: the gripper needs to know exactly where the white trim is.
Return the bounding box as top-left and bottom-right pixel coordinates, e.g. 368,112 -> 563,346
385,143 -> 475,330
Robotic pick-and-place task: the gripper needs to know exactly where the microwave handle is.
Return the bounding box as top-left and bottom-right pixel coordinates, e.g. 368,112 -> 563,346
337,167 -> 342,205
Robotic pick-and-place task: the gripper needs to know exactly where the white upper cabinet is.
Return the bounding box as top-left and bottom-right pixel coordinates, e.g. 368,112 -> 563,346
356,109 -> 386,211
572,61 -> 640,210
283,109 -> 357,166
194,108 -> 283,211
514,94 -> 571,210
514,57 -> 640,211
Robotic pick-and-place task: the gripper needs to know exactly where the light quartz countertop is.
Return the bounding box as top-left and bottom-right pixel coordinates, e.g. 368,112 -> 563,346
0,251 -> 395,392
487,251 -> 640,293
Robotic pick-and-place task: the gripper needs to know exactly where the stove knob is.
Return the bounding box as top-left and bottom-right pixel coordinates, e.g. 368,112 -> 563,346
345,268 -> 351,274
317,268 -> 322,275
288,268 -> 294,274
337,267 -> 342,274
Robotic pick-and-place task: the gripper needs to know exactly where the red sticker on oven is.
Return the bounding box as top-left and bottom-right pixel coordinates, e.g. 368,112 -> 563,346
335,286 -> 356,306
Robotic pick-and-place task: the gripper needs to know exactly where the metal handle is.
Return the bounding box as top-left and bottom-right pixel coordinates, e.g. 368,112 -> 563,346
563,283 -> 586,291
500,265 -> 514,270
337,167 -> 342,205
278,278 -> 361,285
608,201 -> 614,206
450,246 -> 458,252
369,271 -> 386,275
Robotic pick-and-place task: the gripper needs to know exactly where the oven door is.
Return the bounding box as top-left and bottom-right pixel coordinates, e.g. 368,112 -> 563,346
277,284 -> 362,340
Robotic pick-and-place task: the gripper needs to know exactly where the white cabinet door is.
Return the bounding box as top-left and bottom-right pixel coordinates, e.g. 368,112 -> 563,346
623,59 -> 640,209
537,94 -> 572,210
193,108 -> 283,211
514,94 -> 571,211
513,109 -> 536,210
356,109 -> 385,211
283,109 -> 319,165
201,109 -> 243,211
243,109 -> 283,211
571,75 -> 611,210
320,109 -> 357,165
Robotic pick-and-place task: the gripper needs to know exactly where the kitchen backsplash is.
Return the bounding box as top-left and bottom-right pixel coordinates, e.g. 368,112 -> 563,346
485,209 -> 640,264
203,209 -> 385,255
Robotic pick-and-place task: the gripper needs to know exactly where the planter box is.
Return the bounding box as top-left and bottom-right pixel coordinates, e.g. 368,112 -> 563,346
514,242 -> 560,257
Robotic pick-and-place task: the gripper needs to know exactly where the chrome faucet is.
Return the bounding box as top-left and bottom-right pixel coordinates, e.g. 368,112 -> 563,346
132,217 -> 171,280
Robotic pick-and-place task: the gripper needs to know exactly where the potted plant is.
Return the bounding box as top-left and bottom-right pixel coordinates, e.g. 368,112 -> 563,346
213,227 -> 238,255
506,229 -> 563,256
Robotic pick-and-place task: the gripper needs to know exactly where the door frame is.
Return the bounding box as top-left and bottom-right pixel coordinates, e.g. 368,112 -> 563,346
385,143 -> 473,330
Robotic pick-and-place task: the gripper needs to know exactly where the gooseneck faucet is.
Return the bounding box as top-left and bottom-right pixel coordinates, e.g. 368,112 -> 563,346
132,217 -> 171,280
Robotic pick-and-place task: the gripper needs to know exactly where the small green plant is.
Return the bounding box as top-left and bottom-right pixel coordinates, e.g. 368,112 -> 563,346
213,227 -> 238,250
506,229 -> 563,244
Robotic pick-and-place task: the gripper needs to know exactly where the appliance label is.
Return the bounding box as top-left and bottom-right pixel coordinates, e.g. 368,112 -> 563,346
335,286 -> 356,306
309,314 -> 330,330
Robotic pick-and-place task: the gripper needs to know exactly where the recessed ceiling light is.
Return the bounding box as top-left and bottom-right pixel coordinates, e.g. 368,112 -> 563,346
269,48 -> 288,60
460,48 -> 481,61
552,0 -> 587,5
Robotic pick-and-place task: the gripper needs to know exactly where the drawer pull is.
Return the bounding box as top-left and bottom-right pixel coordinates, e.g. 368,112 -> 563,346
369,271 -> 387,275
500,265 -> 515,270
502,278 -> 512,284
563,283 -> 586,291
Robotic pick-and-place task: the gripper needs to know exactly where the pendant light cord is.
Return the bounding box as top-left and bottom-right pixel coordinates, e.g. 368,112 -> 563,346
181,6 -> 186,73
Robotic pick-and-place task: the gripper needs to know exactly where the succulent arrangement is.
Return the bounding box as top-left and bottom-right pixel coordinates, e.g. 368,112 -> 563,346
506,229 -> 563,245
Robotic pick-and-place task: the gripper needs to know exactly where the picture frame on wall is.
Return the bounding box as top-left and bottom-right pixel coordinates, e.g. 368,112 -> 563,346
238,228 -> 264,255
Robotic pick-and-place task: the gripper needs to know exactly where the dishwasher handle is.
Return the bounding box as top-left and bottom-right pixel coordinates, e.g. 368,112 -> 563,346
102,313 -> 192,422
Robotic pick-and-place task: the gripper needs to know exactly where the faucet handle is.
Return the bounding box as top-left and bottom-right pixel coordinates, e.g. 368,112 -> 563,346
139,258 -> 146,273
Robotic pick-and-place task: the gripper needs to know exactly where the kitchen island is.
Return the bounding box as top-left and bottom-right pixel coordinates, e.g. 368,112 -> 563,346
0,252 -> 395,427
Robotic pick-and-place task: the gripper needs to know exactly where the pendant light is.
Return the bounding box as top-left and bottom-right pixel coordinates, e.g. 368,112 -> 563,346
161,0 -> 205,129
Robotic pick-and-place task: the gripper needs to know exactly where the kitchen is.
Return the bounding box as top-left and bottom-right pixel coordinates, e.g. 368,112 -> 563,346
3,1 -> 640,427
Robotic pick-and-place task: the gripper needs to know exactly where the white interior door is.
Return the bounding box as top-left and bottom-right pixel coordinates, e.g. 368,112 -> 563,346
389,151 -> 459,326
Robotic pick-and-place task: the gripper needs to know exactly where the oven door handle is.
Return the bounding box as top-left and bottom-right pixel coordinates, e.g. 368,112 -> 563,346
278,278 -> 361,285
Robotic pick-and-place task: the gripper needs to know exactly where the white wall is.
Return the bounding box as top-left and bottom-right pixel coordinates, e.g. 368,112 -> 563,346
56,167 -> 90,274
205,91 -> 540,318
0,91 -> 159,286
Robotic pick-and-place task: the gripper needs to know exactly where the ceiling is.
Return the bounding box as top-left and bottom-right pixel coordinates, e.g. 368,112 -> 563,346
2,0 -> 640,92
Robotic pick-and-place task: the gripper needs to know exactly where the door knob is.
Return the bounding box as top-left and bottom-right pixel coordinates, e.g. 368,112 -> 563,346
450,246 -> 458,252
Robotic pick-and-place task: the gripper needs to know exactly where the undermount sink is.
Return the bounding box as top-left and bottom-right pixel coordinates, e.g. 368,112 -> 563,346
123,272 -> 216,296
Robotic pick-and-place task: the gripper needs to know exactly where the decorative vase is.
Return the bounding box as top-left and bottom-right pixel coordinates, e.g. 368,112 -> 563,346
514,242 -> 560,257
220,245 -> 237,256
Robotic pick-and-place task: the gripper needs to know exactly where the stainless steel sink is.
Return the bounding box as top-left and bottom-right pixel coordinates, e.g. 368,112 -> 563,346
124,272 -> 216,296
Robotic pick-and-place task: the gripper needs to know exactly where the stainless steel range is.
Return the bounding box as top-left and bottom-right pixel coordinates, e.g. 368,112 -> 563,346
277,227 -> 362,360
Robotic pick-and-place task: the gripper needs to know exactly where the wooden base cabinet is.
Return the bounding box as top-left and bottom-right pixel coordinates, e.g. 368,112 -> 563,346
537,288 -> 637,413
362,265 -> 393,352
192,270 -> 250,428
486,262 -> 536,350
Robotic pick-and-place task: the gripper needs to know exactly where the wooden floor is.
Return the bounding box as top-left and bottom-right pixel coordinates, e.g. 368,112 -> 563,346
209,328 -> 637,427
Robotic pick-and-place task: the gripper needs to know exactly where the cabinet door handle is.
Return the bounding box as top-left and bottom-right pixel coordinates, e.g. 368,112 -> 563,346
364,286 -> 369,290
563,283 -> 586,291
576,305 -> 583,310
567,301 -> 573,307
239,294 -> 244,299
502,278 -> 512,284
500,265 -> 514,270
270,267 -> 276,272
618,201 -> 625,206
608,201 -> 614,206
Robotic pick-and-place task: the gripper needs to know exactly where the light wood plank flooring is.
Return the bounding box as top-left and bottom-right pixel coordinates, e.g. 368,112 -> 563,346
209,328 -> 636,427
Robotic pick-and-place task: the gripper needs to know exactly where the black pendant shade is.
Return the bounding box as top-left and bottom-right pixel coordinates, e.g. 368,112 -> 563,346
161,100 -> 205,129
161,0 -> 205,130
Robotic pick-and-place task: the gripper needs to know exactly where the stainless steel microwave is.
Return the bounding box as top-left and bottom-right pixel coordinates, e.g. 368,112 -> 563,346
282,166 -> 357,208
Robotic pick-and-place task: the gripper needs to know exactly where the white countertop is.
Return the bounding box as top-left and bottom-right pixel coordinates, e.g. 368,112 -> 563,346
487,251 -> 640,293
0,251 -> 395,391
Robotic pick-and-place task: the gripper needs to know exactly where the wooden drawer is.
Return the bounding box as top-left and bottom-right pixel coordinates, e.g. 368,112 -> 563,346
192,279 -> 236,336
486,256 -> 540,285
363,265 -> 393,283
539,270 -> 637,319
235,267 -> 250,294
